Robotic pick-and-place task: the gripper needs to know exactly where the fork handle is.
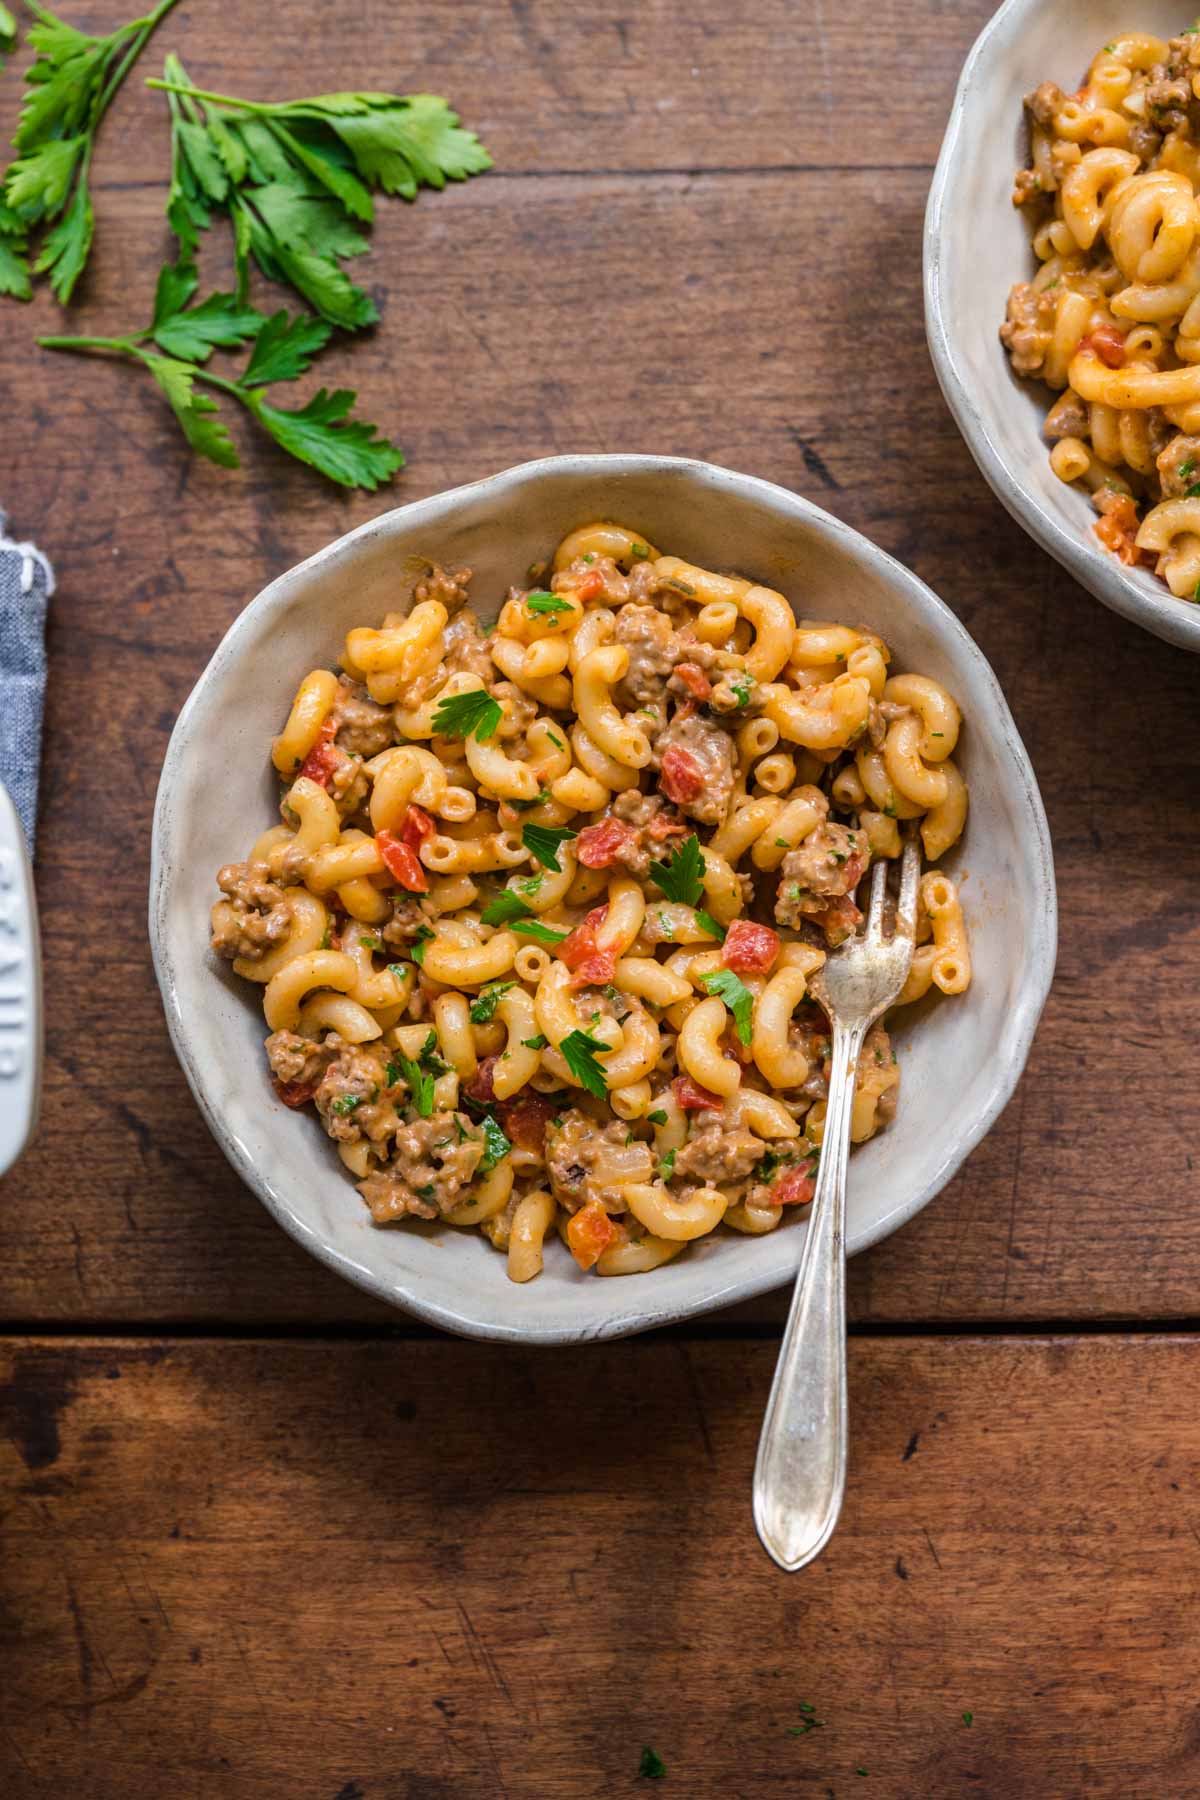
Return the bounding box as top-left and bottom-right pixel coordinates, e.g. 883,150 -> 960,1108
753,1020 -> 865,1572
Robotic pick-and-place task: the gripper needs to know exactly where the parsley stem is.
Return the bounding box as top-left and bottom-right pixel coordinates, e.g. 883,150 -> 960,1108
96,0 -> 183,130
37,335 -> 139,354
145,77 -> 263,113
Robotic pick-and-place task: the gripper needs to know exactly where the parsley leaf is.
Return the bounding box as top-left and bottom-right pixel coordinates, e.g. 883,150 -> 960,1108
0,5 -> 17,70
649,833 -> 706,906
647,1109 -> 668,1125
396,1054 -> 435,1118
513,919 -> 567,945
638,1746 -> 666,1779
330,1093 -> 364,1117
525,589 -> 571,615
477,1112 -> 511,1174
431,688 -> 502,741
148,63 -> 490,324
694,909 -> 725,941
469,981 -> 516,1024
522,1034 -> 548,1049
40,297 -> 401,490
408,928 -> 434,967
701,968 -> 754,1045
559,1028 -> 608,1098
2,0 -> 183,303
658,1149 -> 676,1179
239,308 -> 332,386
522,822 -> 577,872
480,890 -> 534,927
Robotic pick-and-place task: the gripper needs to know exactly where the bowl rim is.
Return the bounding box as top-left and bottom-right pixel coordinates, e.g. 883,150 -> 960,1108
149,452 -> 1058,1342
923,0 -> 1200,656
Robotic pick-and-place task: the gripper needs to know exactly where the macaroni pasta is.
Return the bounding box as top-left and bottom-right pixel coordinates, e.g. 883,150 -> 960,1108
210,532 -> 971,1283
1001,22 -> 1200,599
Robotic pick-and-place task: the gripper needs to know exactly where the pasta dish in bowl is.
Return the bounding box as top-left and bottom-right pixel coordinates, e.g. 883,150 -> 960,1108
924,0 -> 1200,653
1002,24 -> 1200,602
211,526 -> 974,1284
151,455 -> 1055,1341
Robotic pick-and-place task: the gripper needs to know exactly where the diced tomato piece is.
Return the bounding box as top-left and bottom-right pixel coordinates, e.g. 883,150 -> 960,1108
273,1077 -> 318,1109
722,920 -> 781,975
376,829 -> 429,893
843,849 -> 868,891
812,894 -> 862,944
298,717 -> 339,788
673,662 -> 713,701
772,1165 -> 816,1208
576,818 -> 637,869
1094,496 -> 1146,566
672,1075 -> 725,1112
567,1199 -> 619,1271
575,569 -> 605,602
646,810 -> 687,842
400,804 -> 435,849
659,744 -> 705,805
497,1093 -> 556,1152
465,1056 -> 498,1105
569,952 -> 617,987
1080,324 -> 1126,369
561,905 -> 609,969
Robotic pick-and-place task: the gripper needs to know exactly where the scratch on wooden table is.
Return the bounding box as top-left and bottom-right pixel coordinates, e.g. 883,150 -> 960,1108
455,1599 -> 514,1708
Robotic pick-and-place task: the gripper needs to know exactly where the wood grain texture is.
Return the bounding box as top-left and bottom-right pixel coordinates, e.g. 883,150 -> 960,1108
3,1333 -> 1200,1798
0,0 -> 1198,1326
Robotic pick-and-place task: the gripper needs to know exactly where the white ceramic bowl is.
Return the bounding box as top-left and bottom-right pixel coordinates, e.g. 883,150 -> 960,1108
150,455 -> 1057,1343
926,0 -> 1200,655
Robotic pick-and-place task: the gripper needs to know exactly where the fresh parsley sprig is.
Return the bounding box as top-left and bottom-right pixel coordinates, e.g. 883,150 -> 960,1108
0,4 -> 18,69
431,688 -> 502,741
700,968 -> 754,1045
147,58 -> 492,325
525,589 -> 571,616
480,889 -> 535,928
1,0 -> 183,302
559,1028 -> 608,1098
650,833 -> 706,907
477,1113 -> 511,1174
468,981 -> 516,1025
522,822 -> 576,872
38,276 -> 403,488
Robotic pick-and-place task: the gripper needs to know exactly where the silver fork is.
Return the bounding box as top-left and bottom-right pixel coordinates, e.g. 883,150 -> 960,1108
753,841 -> 920,1572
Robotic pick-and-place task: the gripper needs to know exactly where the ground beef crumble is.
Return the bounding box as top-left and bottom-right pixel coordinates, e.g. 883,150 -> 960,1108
211,861 -> 291,961
357,1112 -> 484,1221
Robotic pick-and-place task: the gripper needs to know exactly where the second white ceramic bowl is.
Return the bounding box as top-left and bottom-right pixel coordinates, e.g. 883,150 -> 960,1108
150,455 -> 1057,1342
925,0 -> 1200,655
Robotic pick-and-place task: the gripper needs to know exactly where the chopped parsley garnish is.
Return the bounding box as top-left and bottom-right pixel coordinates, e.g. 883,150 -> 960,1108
753,1149 -> 796,1184
518,873 -> 545,897
525,589 -> 572,615
522,1034 -> 548,1050
774,837 -> 790,848
477,1112 -> 511,1173
658,1149 -> 676,1180
419,1030 -> 450,1075
582,552 -> 595,563
694,909 -> 726,941
638,1746 -> 666,1779
408,927 -> 434,967
559,1028 -> 609,1098
1193,578 -> 1200,602
656,912 -> 676,940
668,577 -> 695,596
649,833 -> 705,906
546,730 -> 565,750
431,687 -> 502,742
962,1711 -> 973,1726
647,1109 -> 669,1126
729,672 -> 755,707
319,925 -> 332,949
1182,458 -> 1197,478
522,822 -> 577,872
387,961 -> 410,983
1185,481 -> 1200,498
358,933 -> 381,950
700,969 -> 754,1045
480,890 -> 535,927
514,919 -> 568,945
330,1093 -> 364,1116
396,1054 -> 435,1118
630,541 -> 651,561
470,981 -> 516,1024
602,982 -> 632,1021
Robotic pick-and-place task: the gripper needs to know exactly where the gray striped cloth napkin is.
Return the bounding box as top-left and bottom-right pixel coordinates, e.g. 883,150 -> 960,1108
0,511 -> 54,854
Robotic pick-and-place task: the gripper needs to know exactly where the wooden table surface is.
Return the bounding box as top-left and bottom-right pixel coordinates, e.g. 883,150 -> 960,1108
2,2 -> 1199,1794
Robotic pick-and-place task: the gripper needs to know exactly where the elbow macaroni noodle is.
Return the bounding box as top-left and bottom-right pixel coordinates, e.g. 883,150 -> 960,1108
210,528 -> 971,1286
1001,22 -> 1200,599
